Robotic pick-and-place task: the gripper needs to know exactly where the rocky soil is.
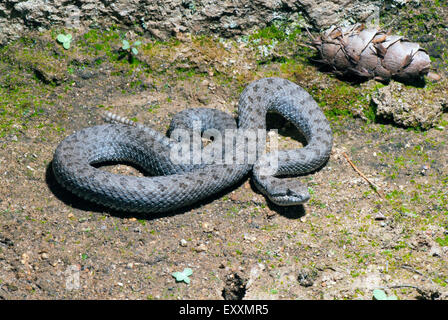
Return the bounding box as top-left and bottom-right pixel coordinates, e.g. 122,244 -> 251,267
0,0 -> 382,44
0,0 -> 447,300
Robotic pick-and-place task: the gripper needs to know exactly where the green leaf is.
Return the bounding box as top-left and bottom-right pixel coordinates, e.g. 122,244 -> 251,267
172,268 -> 193,284
57,34 -> 68,43
57,33 -> 72,49
373,289 -> 397,300
183,268 -> 193,276
133,40 -> 142,47
373,289 -> 388,300
122,40 -> 130,50
131,47 -> 138,55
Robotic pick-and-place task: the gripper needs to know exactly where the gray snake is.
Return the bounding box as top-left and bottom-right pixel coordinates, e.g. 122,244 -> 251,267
52,77 -> 333,213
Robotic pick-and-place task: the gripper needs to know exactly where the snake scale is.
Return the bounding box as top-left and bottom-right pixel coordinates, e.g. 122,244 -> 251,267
52,77 -> 333,213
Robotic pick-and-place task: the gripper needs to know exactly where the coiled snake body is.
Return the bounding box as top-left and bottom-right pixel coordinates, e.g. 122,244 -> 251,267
53,77 -> 333,213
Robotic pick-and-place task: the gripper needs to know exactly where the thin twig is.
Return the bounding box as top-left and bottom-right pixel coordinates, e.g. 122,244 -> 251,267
388,284 -> 439,299
382,17 -> 398,30
375,283 -> 440,300
304,26 -> 315,42
342,152 -> 385,199
296,42 -> 317,50
400,265 -> 424,277
388,284 -> 421,290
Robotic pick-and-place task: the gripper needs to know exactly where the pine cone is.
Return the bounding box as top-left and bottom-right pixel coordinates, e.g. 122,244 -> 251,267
310,24 -> 431,82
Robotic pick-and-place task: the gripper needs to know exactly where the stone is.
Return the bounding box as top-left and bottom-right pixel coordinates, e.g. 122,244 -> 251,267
297,268 -> 318,287
429,246 -> 442,257
371,81 -> 446,129
201,222 -> 214,233
0,0 -> 383,44
374,212 -> 386,221
195,243 -> 207,252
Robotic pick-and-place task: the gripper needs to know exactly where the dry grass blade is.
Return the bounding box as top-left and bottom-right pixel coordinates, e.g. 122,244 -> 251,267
342,152 -> 385,199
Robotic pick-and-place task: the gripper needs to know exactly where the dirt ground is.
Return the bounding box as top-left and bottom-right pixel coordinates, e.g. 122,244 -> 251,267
0,27 -> 447,300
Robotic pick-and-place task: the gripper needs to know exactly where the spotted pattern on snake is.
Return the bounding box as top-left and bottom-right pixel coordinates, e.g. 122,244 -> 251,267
52,77 -> 333,213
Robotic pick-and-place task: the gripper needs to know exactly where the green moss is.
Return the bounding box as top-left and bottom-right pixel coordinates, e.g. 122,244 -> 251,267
81,28 -> 120,57
435,236 -> 448,247
308,80 -> 371,122
250,21 -> 301,42
0,15 -> 442,139
381,0 -> 448,72
0,68 -> 52,136
1,39 -> 67,84
175,67 -> 203,79
433,277 -> 447,288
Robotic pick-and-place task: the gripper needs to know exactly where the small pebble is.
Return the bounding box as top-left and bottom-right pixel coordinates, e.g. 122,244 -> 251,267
201,222 -> 214,233
243,234 -> 256,242
420,165 -> 430,176
179,239 -> 188,247
229,193 -> 239,201
126,263 -> 134,269
20,253 -> 29,265
40,252 -> 49,260
374,212 -> 386,221
429,246 -> 442,257
298,268 -> 317,287
195,243 -> 207,252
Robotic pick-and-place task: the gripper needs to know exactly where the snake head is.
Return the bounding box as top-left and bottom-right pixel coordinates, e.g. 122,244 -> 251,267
262,177 -> 311,206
